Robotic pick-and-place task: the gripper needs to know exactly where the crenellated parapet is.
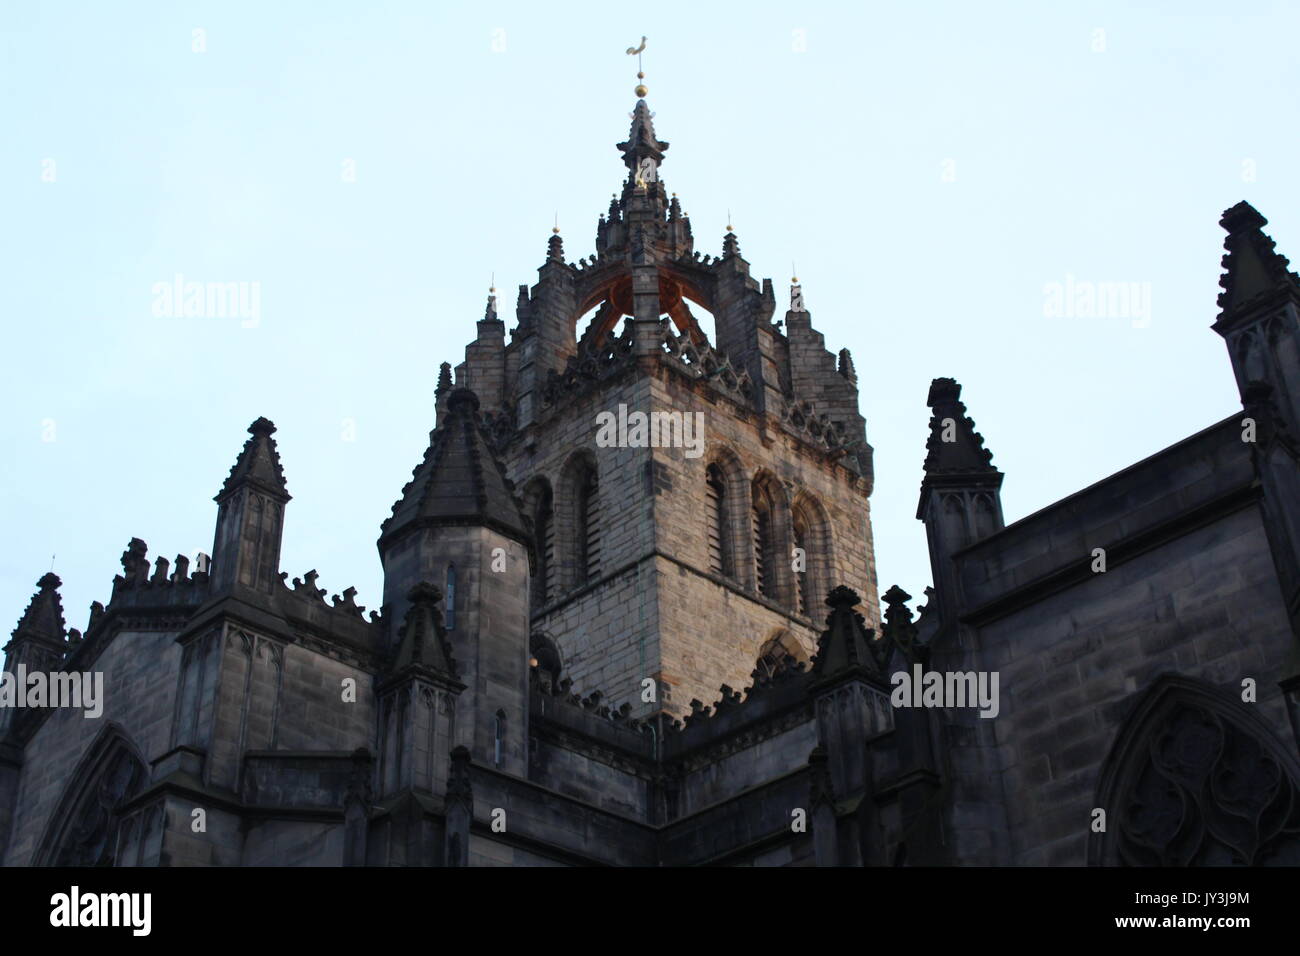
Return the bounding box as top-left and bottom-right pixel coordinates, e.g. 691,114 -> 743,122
528,666 -> 659,765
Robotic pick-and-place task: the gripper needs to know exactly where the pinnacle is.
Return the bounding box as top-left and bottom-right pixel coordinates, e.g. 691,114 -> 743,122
11,572 -> 66,645
811,586 -> 879,680
617,98 -> 669,174
921,378 -> 998,476
391,582 -> 458,678
216,416 -> 290,503
1216,201 -> 1300,320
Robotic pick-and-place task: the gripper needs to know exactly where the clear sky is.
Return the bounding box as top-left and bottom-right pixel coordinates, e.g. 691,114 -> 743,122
3,1 -> 1298,642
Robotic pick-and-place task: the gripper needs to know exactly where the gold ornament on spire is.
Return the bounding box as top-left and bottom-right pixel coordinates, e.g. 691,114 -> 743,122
626,36 -> 648,96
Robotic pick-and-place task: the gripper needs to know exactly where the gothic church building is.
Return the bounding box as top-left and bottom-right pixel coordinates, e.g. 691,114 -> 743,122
3,91 -> 1300,866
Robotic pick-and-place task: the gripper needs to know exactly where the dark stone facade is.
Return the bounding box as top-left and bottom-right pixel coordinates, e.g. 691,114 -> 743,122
3,97 -> 1300,866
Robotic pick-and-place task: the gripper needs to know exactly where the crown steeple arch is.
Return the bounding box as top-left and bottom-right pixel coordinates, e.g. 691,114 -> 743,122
500,83 -> 869,482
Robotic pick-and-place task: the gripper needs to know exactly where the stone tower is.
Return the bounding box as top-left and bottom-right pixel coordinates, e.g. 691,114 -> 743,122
448,92 -> 879,717
379,387 -> 532,774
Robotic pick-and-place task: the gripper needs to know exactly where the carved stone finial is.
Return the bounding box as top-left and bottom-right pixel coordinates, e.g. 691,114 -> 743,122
120,538 -> 149,583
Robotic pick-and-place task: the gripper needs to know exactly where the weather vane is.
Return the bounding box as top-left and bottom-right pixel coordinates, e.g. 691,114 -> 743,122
626,36 -> 648,97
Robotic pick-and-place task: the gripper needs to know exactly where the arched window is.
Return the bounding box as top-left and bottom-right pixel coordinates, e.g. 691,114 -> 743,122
523,479 -> 554,611
35,725 -> 147,866
754,631 -> 809,680
444,564 -> 457,631
560,455 -> 600,590
1090,676 -> 1300,866
529,631 -> 564,694
791,496 -> 832,614
705,464 -> 734,577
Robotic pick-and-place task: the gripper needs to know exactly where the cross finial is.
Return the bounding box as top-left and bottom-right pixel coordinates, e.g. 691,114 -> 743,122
626,36 -> 648,97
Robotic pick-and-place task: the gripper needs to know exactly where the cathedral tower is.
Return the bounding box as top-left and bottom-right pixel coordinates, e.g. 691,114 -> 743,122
447,85 -> 879,716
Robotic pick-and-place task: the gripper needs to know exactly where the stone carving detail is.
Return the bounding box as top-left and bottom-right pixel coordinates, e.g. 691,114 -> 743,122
482,401 -> 518,450
541,321 -> 636,408
657,319 -> 752,400
782,398 -> 852,455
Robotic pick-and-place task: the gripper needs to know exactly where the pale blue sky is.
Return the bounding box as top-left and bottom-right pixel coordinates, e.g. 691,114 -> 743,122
3,1 -> 1298,641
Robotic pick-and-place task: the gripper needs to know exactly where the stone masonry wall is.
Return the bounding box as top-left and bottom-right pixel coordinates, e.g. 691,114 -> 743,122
969,504 -> 1293,865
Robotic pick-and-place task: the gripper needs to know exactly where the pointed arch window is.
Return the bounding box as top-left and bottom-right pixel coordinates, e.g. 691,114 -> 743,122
1091,677 -> 1300,866
791,493 -> 832,620
36,726 -> 147,866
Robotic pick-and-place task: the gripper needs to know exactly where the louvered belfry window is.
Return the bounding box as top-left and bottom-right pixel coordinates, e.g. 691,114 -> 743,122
753,493 -> 776,598
706,464 -> 733,577
792,517 -> 810,616
575,464 -> 600,585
